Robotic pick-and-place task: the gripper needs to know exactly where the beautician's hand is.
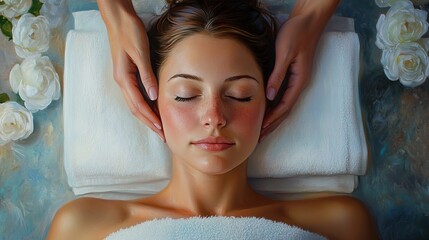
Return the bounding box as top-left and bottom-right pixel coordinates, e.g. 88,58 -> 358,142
97,0 -> 165,141
260,0 -> 340,141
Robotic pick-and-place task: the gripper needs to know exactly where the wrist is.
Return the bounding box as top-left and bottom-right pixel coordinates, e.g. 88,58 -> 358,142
290,0 -> 340,35
291,0 -> 340,22
97,0 -> 138,28
291,0 -> 340,16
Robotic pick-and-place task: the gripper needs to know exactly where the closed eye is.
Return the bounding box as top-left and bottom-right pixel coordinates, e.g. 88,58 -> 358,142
175,96 -> 252,102
174,96 -> 197,102
227,96 -> 252,102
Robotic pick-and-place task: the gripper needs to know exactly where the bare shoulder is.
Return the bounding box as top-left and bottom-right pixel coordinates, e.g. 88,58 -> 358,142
284,195 -> 380,240
46,197 -> 129,240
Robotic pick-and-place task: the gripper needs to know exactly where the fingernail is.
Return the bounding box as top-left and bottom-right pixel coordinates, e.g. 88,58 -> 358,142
160,134 -> 166,143
148,87 -> 158,101
157,134 -> 164,142
267,87 -> 276,101
154,123 -> 162,130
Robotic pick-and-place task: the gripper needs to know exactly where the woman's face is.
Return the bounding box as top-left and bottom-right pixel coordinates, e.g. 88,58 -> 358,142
157,33 -> 266,175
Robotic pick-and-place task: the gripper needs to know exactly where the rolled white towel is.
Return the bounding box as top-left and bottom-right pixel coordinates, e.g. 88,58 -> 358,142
63,10 -> 366,195
105,216 -> 327,240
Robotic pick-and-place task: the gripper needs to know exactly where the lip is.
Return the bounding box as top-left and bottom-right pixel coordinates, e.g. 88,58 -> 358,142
191,137 -> 235,152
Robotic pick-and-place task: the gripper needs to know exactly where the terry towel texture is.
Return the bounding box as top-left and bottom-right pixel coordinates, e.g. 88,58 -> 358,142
105,216 -> 326,240
63,10 -> 366,195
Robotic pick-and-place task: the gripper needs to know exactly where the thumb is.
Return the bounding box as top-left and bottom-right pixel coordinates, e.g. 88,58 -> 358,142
134,52 -> 158,101
266,56 -> 292,101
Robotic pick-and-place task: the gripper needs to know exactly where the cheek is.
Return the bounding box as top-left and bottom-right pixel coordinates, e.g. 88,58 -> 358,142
159,102 -> 197,143
231,102 -> 265,144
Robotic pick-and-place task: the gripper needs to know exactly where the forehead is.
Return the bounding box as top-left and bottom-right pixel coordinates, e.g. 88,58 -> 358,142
158,33 -> 263,83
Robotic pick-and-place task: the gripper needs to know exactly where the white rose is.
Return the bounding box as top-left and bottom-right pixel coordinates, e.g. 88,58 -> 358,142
376,0 -> 428,49
0,101 -> 33,145
40,0 -> 68,29
0,0 -> 32,19
381,42 -> 429,87
12,13 -> 51,58
9,54 -> 61,112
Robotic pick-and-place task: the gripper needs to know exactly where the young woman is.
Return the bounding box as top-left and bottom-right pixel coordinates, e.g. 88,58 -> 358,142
97,0 -> 341,141
48,1 -> 379,239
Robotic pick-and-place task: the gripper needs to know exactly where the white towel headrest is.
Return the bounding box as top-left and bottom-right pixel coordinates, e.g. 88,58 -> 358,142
63,10 -> 367,196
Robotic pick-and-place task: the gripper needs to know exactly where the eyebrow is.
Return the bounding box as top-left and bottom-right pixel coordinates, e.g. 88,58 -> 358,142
168,73 -> 259,84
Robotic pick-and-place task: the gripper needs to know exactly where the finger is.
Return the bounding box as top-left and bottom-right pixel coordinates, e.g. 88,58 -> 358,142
112,51 -> 164,139
262,83 -> 301,130
266,54 -> 290,101
131,39 -> 159,101
125,79 -> 162,126
124,92 -> 166,142
124,79 -> 163,125
136,59 -> 158,101
122,77 -> 165,141
266,28 -> 295,101
262,76 -> 304,130
263,53 -> 312,129
259,116 -> 284,142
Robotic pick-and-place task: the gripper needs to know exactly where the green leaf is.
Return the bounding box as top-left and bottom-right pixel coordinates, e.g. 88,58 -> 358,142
28,0 -> 44,16
0,15 -> 13,39
16,94 -> 25,106
0,93 -> 10,104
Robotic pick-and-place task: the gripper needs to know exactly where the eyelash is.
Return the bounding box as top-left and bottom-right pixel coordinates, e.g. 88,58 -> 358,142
174,96 -> 252,102
229,96 -> 252,102
174,96 -> 197,102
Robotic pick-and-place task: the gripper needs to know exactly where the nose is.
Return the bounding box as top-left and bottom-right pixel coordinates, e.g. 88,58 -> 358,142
201,96 -> 227,129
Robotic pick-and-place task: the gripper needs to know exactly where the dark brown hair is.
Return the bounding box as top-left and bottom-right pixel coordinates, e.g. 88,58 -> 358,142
148,0 -> 277,86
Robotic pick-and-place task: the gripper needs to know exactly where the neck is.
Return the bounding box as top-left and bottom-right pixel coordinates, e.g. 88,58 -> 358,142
159,156 -> 263,216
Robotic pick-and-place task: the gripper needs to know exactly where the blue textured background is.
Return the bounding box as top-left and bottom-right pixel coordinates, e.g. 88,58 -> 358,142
0,0 -> 428,239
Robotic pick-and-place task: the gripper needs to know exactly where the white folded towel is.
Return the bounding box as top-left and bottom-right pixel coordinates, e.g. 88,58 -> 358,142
248,30 -> 365,178
105,216 -> 327,240
70,175 -> 358,197
63,11 -> 366,195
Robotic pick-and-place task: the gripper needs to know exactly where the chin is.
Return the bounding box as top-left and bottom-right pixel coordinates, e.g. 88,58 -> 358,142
192,155 -> 245,176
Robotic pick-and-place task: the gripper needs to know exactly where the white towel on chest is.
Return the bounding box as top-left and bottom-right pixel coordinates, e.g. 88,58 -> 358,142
105,216 -> 327,240
63,10 -> 366,196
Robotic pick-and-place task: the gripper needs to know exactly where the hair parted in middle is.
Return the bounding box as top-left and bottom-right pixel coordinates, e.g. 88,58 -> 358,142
148,0 -> 278,86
